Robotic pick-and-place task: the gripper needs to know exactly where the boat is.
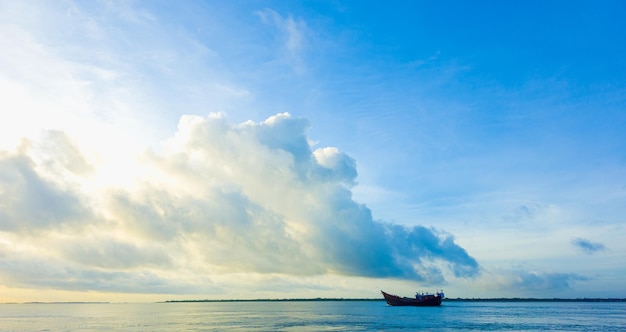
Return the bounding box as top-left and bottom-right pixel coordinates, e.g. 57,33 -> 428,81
381,290 -> 444,306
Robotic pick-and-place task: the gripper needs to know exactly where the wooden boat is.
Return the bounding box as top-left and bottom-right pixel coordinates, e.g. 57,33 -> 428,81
381,290 -> 444,306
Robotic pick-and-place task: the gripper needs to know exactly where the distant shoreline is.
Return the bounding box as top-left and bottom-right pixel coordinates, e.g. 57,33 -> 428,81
164,298 -> 626,303
3,298 -> 624,305
2,302 -> 111,305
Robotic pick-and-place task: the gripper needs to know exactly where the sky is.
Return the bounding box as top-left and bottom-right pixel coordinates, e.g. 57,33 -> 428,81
0,0 -> 625,302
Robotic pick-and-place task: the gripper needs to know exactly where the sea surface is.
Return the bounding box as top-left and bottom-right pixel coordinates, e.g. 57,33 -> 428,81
1,300 -> 624,331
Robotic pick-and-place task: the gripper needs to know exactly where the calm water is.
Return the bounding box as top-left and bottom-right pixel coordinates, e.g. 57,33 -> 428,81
1,301 -> 624,331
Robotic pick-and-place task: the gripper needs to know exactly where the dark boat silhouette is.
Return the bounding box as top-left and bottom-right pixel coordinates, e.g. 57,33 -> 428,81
381,290 -> 444,306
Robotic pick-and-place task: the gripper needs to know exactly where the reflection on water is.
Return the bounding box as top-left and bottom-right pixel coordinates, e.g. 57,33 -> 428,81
1,301 -> 624,331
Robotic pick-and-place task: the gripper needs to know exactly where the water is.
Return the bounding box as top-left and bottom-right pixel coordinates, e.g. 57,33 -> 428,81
1,301 -> 624,331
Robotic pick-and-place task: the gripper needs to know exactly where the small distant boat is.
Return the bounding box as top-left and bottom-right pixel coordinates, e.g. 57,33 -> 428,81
381,290 -> 444,306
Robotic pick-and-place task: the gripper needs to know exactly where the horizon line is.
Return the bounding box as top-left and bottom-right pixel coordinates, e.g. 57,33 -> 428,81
164,297 -> 626,303
3,297 -> 625,305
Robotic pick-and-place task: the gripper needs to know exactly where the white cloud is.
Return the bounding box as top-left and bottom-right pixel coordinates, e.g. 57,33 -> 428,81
0,114 -> 479,296
313,147 -> 357,184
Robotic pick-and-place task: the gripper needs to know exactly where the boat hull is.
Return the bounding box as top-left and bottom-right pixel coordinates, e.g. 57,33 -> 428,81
381,291 -> 442,306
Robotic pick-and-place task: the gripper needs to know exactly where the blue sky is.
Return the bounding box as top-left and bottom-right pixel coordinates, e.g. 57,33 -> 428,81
0,1 -> 625,302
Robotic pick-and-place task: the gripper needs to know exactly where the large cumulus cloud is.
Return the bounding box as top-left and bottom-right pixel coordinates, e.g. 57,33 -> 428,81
0,113 -> 479,294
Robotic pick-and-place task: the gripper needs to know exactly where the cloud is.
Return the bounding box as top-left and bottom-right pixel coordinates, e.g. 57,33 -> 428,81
501,202 -> 554,225
511,271 -> 589,292
475,267 -> 590,296
572,237 -> 606,254
313,147 -> 358,184
254,8 -> 308,73
255,9 -> 305,54
0,113 -> 479,294
153,113 -> 480,279
0,141 -> 90,232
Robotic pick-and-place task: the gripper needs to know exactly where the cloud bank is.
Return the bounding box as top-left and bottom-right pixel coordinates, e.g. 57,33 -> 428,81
0,113 -> 478,294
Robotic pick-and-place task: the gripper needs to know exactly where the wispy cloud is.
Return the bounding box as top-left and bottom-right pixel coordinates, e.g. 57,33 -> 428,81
572,238 -> 606,254
255,8 -> 308,73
